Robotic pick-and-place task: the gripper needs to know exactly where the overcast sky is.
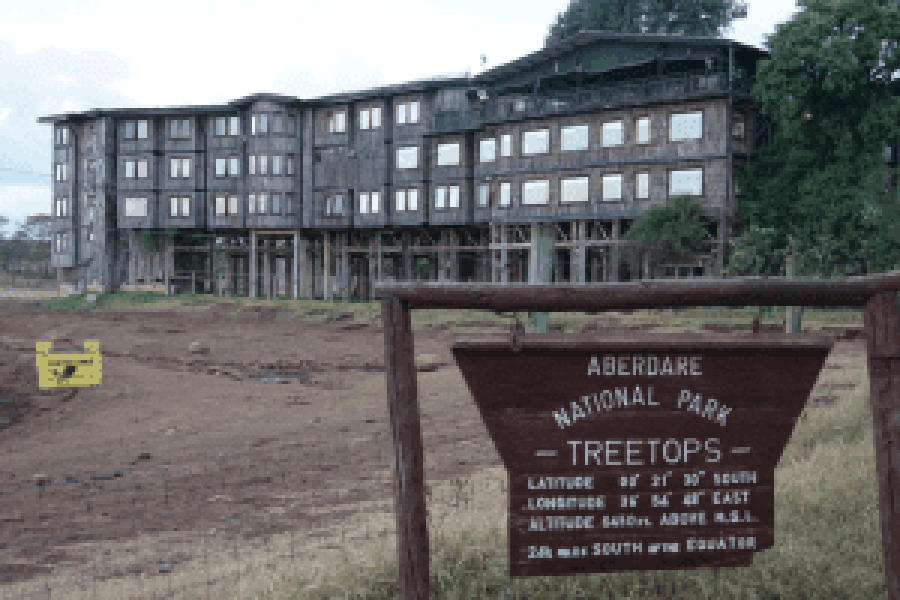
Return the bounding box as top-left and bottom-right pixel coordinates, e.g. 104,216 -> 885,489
0,0 -> 802,236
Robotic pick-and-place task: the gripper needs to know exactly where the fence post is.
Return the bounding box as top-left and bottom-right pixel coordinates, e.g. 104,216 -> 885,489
382,296 -> 430,599
786,254 -> 802,333
865,291 -> 900,600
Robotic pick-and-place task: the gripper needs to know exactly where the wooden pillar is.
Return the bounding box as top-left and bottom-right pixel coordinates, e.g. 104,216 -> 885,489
447,230 -> 459,283
529,222 -> 553,333
382,296 -> 431,599
490,223 -> 500,284
438,230 -> 447,283
369,236 -> 378,302
263,239 -> 272,300
718,216 -> 729,276
250,230 -> 258,298
610,219 -> 620,282
323,231 -> 331,301
574,221 -> 586,284
500,224 -> 509,284
864,292 -> 900,600
165,234 -> 174,295
402,231 -> 413,282
341,232 -> 351,302
377,233 -> 384,282
293,232 -> 300,299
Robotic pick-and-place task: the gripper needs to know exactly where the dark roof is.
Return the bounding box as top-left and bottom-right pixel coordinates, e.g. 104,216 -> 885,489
37,31 -> 769,125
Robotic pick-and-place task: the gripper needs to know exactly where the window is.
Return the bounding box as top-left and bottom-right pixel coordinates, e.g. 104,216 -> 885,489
325,194 -> 345,215
636,117 -> 651,144
124,159 -> 148,179
359,192 -> 369,214
359,107 -> 382,130
370,191 -> 380,213
215,118 -> 227,136
561,177 -> 589,203
500,182 -> 511,206
357,191 -> 381,214
479,138 -> 496,163
515,99 -> 528,112
248,194 -> 268,214
500,134 -> 512,157
602,121 -> 624,147
522,180 -> 550,205
272,155 -> 282,175
396,101 -> 419,124
170,119 -> 190,138
273,114 -> 283,134
170,158 -> 191,178
215,157 -> 239,177
287,156 -> 295,176
125,197 -> 148,217
56,164 -> 68,181
522,129 -> 549,155
56,127 -> 69,145
229,116 -> 240,136
636,172 -> 650,199
53,198 -> 69,217
670,112 -> 703,141
249,155 -> 256,175
561,125 -> 589,152
437,143 -> 460,166
215,195 -> 239,216
602,174 -> 623,201
259,155 -> 268,175
272,193 -> 281,214
137,121 -> 148,139
125,121 -> 136,139
252,113 -> 268,135
395,188 -> 418,211
397,146 -> 418,169
327,111 -> 346,133
477,183 -> 491,207
669,169 -> 703,195
170,196 -> 190,217
732,119 -> 745,139
434,185 -> 460,209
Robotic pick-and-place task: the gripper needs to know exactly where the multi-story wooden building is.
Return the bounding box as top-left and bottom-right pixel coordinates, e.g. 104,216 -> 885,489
38,31 -> 773,299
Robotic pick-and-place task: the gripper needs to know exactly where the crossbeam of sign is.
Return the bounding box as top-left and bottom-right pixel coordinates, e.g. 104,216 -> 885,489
452,333 -> 831,576
35,340 -> 103,389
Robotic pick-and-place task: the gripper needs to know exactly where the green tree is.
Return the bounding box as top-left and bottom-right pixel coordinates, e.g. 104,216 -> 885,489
731,0 -> 900,277
623,195 -> 714,272
544,0 -> 747,47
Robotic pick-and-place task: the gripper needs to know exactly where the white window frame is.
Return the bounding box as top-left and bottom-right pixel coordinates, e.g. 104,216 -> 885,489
602,174 -> 623,201
259,155 -> 268,175
448,185 -> 459,208
561,125 -> 589,152
602,121 -> 624,147
125,161 -> 135,179
636,172 -> 650,199
228,196 -> 238,215
272,193 -> 281,214
479,138 -> 496,163
137,159 -> 148,179
370,191 -> 380,213
522,129 -> 550,155
249,155 -> 256,175
434,187 -> 446,209
500,182 -> 511,206
522,179 -> 550,205
397,146 -> 419,169
670,111 -> 703,141
272,155 -> 282,175
407,188 -> 418,210
437,142 -> 460,166
396,189 -> 406,211
215,195 -> 227,216
359,192 -> 370,214
229,157 -> 239,176
668,168 -> 703,196
137,120 -> 148,139
229,116 -> 240,136
636,117 -> 651,144
125,197 -> 148,217
215,118 -> 227,136
561,176 -> 589,203
396,101 -> 420,125
477,183 -> 490,207
170,157 -> 190,178
258,193 -> 268,214
216,158 -> 227,177
327,110 -> 346,133
500,134 -> 512,157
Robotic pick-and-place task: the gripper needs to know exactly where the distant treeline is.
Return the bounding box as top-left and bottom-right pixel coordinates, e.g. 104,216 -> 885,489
0,239 -> 51,272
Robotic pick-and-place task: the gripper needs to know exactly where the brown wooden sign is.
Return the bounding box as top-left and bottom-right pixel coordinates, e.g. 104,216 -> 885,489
452,332 -> 833,577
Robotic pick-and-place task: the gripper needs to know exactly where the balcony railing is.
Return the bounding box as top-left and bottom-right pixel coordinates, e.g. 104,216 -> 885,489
433,72 -> 755,135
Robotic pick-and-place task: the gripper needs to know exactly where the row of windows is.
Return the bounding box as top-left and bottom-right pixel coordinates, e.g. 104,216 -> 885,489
123,195 -> 295,217
249,155 -> 295,176
326,101 -> 418,133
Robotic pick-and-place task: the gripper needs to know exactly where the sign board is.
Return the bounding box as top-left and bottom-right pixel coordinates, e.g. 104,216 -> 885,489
36,340 -> 103,389
452,332 -> 832,577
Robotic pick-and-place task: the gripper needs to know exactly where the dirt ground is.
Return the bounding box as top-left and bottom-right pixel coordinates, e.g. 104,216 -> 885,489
0,301 -> 866,599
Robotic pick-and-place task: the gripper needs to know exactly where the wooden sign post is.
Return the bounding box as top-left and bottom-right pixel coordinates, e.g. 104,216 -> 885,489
377,274 -> 900,599
453,333 -> 831,576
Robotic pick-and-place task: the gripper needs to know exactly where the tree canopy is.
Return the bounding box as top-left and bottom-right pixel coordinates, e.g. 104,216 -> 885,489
544,0 -> 747,47
729,0 -> 900,277
622,195 -> 714,268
